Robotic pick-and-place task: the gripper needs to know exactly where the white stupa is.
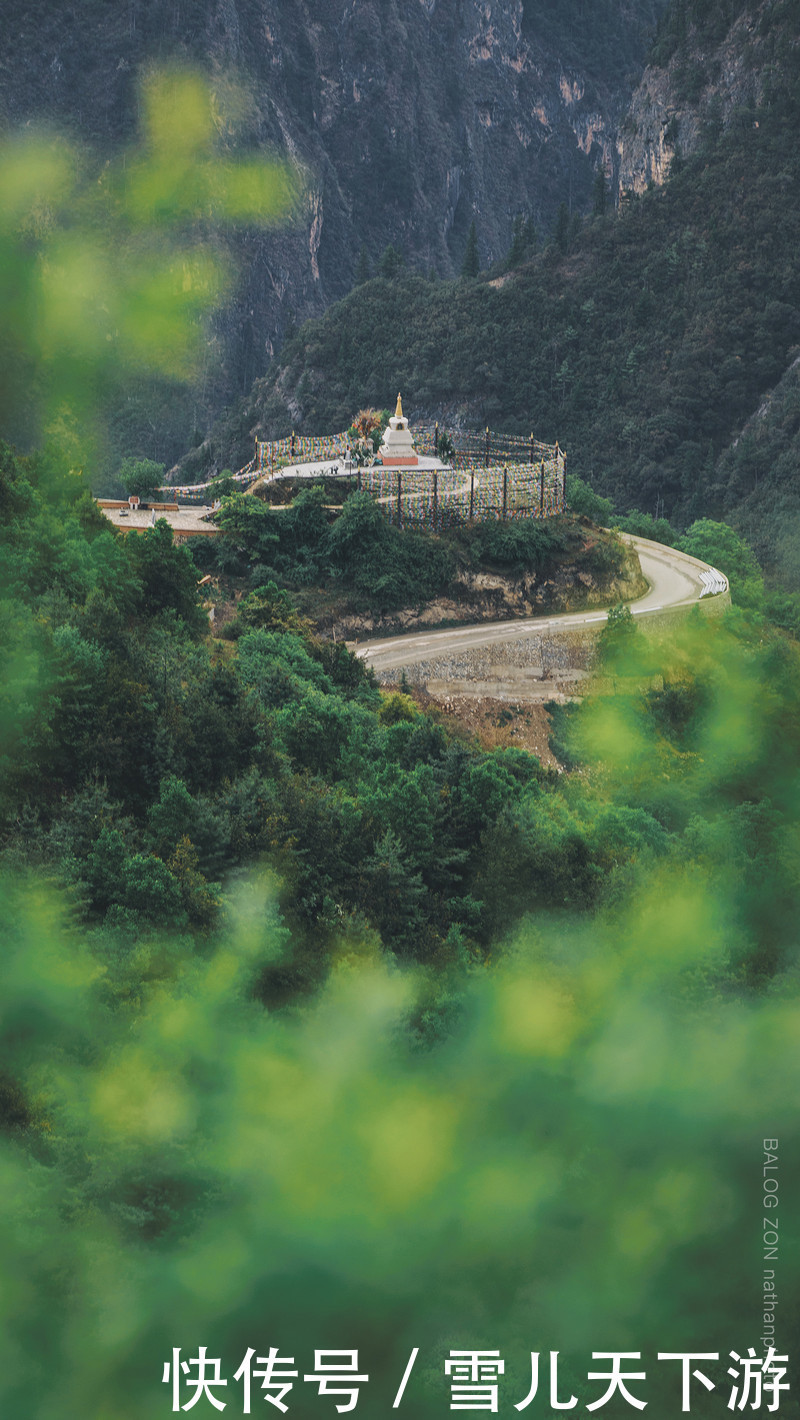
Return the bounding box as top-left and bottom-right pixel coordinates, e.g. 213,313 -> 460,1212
380,393 -> 419,466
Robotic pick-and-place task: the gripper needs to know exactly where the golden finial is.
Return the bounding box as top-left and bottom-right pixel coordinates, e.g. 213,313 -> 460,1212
395,392 -> 403,420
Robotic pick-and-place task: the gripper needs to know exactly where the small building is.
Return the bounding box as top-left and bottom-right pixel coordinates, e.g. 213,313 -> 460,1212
96,500 -> 220,543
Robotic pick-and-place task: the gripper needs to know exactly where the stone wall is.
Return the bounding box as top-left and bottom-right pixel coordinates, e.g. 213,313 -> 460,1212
374,588 -> 730,697
376,628 -> 597,688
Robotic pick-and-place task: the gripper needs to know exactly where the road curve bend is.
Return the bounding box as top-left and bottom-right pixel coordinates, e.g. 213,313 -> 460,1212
354,534 -> 729,677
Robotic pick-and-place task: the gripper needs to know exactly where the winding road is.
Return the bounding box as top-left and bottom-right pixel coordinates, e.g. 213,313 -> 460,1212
238,453 -> 729,695
354,535 -> 729,688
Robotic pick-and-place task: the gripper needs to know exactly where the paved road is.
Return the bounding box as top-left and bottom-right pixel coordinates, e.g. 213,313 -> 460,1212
355,535 -> 728,676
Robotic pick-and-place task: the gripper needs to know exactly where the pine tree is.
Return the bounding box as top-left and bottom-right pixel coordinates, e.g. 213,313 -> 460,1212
377,244 -> 404,278
508,215 -> 537,266
461,221 -> 480,279
555,202 -> 570,254
508,215 -> 526,268
592,169 -> 608,218
354,245 -> 372,284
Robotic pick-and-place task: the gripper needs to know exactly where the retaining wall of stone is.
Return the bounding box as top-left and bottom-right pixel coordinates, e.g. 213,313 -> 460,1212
374,589 -> 730,688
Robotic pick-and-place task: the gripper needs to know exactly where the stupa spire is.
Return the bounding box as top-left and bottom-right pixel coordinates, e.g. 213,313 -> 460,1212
380,390 -> 418,466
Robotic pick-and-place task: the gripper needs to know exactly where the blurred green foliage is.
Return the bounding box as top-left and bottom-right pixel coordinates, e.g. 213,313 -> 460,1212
1,754 -> 799,1416
3,502 -> 800,1397
0,67 -> 294,466
2,52 -> 800,1420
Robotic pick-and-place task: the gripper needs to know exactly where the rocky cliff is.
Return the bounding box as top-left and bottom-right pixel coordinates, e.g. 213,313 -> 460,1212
617,0 -> 778,194
1,0 -> 667,449
191,0 -> 800,571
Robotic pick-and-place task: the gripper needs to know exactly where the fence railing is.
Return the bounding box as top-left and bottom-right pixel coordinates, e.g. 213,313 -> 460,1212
165,427 -> 567,528
256,432 -> 350,470
357,458 -> 565,528
414,425 -> 559,469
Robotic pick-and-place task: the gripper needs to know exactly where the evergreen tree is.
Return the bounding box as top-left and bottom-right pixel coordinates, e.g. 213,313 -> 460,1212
461,221 -> 480,279
555,202 -> 570,254
592,168 -> 608,217
354,245 -> 372,284
508,215 -> 526,267
119,458 -> 165,500
377,245 -> 404,278
507,215 -> 539,268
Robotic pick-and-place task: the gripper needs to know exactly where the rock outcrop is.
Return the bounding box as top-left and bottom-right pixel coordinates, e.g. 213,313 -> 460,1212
2,0 -> 667,431
618,2 -> 773,195
312,528 -> 646,640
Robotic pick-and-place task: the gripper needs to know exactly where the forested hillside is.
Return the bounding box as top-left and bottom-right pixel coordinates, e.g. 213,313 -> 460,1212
0,445 -> 651,978
714,353 -> 800,584
206,0 -> 800,586
2,18 -> 800,1416
4,431 -> 800,1413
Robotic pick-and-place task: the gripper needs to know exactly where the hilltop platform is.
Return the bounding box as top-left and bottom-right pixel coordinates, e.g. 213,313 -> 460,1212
97,500 -> 219,541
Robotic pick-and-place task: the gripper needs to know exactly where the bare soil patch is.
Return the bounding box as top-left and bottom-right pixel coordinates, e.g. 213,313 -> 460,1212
400,686 -> 564,769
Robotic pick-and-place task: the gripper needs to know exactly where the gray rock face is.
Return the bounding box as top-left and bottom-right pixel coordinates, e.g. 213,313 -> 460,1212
618,3 -> 768,195
2,0 -> 667,413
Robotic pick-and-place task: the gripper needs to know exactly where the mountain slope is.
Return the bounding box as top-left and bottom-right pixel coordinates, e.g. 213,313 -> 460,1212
715,354 -> 800,588
1,0 -> 666,460
198,0 -> 800,578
